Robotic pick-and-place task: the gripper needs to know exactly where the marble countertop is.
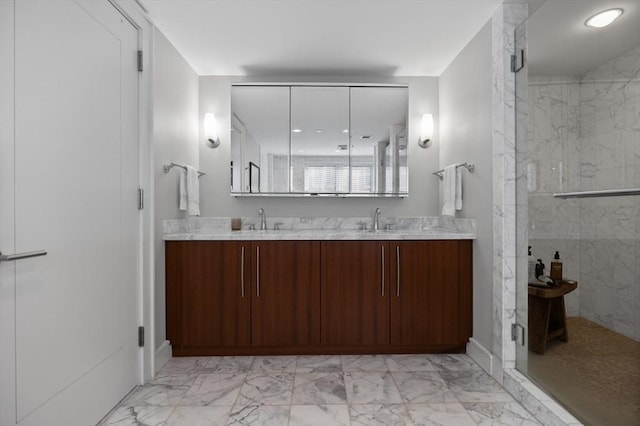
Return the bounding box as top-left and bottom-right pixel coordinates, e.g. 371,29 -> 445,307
164,228 -> 475,241
163,216 -> 476,241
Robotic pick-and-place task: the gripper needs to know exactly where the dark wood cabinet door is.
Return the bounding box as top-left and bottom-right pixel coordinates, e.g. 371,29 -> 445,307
165,241 -> 183,348
321,241 -> 390,346
171,241 -> 251,350
390,240 -> 472,346
251,241 -> 321,347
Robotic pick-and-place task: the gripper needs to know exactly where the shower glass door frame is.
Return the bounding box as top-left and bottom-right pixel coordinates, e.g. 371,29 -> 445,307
514,18 -> 529,373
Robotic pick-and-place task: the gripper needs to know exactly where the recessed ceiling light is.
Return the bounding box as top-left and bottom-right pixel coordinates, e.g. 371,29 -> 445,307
292,128 -> 302,133
585,8 -> 623,28
315,129 -> 323,133
360,135 -> 371,139
342,129 -> 349,133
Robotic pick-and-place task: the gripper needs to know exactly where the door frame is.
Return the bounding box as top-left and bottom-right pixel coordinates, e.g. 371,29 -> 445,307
109,0 -> 154,383
0,2 -> 154,424
0,2 -> 18,422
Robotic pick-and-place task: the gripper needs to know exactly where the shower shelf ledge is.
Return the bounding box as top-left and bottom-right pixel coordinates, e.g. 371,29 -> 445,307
553,188 -> 640,199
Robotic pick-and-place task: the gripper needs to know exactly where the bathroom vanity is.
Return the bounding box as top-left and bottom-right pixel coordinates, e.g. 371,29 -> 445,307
164,217 -> 475,356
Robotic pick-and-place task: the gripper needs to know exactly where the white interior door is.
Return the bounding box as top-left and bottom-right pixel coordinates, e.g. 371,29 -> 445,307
0,1 -> 140,425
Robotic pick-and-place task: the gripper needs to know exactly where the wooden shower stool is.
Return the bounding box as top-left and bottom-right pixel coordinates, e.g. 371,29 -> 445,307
528,280 -> 578,355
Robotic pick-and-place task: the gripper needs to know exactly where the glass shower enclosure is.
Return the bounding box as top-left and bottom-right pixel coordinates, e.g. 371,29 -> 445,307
513,2 -> 640,425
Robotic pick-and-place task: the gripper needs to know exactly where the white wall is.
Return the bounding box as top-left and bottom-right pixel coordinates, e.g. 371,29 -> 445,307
439,22 -> 494,351
152,28 -> 199,358
198,76 -> 440,218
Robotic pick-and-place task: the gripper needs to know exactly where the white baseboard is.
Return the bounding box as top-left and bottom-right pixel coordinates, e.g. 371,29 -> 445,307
466,338 -> 493,374
154,340 -> 172,374
492,357 -> 504,384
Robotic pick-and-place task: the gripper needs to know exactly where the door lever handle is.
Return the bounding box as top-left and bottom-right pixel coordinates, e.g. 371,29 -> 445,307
0,250 -> 47,262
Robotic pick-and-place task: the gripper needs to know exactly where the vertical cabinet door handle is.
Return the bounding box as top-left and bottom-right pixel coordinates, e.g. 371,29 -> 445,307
396,245 -> 400,297
256,245 -> 260,298
381,245 -> 385,296
240,246 -> 245,298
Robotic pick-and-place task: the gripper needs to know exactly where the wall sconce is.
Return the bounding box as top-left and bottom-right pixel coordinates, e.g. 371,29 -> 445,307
418,113 -> 433,148
204,112 -> 220,148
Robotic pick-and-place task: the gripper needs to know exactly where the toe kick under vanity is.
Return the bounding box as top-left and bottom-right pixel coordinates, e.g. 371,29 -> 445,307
164,217 -> 476,356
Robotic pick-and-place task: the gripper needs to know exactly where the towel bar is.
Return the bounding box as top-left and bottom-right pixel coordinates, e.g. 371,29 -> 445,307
552,188 -> 640,199
164,162 -> 205,177
433,162 -> 475,179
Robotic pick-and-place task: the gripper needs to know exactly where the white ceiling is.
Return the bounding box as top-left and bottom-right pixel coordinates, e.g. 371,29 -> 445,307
139,0 -> 502,77
140,0 -> 640,78
527,0 -> 640,76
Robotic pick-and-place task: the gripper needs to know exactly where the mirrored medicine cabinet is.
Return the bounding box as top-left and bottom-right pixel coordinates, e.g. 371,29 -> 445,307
230,84 -> 408,197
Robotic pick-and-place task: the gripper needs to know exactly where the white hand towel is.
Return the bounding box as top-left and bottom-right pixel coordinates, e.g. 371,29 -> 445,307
179,169 -> 188,211
442,164 -> 457,216
185,165 -> 200,216
455,166 -> 463,211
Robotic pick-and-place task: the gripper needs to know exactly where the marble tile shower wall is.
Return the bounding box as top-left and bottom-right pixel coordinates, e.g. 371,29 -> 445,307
528,76 -> 582,315
528,45 -> 640,341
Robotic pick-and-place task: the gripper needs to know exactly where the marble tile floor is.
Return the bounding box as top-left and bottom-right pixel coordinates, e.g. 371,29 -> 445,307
99,354 -> 541,426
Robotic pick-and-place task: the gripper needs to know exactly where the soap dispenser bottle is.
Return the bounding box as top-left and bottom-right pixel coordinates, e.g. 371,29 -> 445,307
528,246 -> 536,283
550,251 -> 563,281
535,259 -> 545,279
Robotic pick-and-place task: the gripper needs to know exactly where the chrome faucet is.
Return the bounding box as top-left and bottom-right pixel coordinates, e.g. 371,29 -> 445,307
373,208 -> 382,231
258,208 -> 267,230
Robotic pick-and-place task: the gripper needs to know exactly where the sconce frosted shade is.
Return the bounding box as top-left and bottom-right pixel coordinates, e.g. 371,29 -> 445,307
418,113 -> 433,148
204,112 -> 220,148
